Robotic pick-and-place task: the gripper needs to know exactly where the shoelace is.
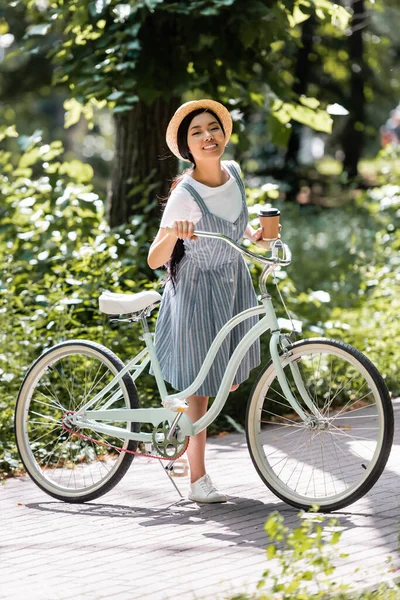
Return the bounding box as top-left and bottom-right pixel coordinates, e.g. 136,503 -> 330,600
200,475 -> 216,494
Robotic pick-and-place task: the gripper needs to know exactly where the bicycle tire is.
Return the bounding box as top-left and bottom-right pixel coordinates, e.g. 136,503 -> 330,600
245,338 -> 393,512
15,340 -> 139,503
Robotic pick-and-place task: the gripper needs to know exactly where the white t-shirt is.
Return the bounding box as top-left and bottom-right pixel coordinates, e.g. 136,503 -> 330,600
160,160 -> 243,227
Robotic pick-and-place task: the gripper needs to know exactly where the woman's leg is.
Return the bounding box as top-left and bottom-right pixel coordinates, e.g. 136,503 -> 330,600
185,385 -> 238,482
185,394 -> 209,483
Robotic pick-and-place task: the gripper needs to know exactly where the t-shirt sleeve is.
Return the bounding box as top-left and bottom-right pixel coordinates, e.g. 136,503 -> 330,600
160,185 -> 202,228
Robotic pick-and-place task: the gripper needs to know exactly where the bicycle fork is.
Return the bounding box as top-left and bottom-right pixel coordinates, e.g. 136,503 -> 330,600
264,296 -> 322,423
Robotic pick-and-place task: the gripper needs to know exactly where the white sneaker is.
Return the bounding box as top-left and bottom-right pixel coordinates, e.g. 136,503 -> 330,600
188,474 -> 227,503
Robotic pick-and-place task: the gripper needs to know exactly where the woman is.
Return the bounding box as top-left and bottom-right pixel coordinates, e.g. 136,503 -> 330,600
148,99 -> 265,503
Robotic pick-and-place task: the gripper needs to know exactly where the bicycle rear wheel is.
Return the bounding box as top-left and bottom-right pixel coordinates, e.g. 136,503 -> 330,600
15,340 -> 139,503
246,338 -> 393,512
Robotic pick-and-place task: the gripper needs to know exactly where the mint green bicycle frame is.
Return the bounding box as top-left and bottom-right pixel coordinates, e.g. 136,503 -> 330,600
70,234 -> 319,445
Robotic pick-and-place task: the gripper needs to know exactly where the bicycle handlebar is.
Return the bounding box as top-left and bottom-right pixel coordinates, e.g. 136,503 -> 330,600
167,228 -> 291,267
193,230 -> 291,267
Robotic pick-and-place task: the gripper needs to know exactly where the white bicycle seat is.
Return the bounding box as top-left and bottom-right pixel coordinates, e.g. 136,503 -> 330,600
99,290 -> 162,316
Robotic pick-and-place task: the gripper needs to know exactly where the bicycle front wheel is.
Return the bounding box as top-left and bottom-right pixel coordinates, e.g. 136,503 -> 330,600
246,338 -> 393,512
15,340 -> 139,503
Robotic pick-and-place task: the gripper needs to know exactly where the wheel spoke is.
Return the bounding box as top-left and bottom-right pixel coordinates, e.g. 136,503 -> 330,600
15,343 -> 138,502
248,341 -> 392,511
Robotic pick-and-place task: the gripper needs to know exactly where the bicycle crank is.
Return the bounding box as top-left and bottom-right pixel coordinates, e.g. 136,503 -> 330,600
152,421 -> 189,459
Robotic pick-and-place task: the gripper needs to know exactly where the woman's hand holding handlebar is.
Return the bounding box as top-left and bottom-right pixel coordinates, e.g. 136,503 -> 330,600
166,221 -> 198,240
147,221 -> 197,270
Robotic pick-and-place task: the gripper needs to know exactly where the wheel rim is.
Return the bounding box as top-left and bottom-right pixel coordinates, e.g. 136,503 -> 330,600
16,345 -> 133,498
249,343 -> 387,508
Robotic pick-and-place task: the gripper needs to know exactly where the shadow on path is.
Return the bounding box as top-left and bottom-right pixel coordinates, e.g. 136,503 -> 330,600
25,493 -> 386,549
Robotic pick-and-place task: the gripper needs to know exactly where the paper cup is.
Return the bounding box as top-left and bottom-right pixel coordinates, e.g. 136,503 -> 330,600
258,208 -> 280,241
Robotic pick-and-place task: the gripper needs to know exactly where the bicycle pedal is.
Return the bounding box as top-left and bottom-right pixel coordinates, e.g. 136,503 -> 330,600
168,458 -> 189,478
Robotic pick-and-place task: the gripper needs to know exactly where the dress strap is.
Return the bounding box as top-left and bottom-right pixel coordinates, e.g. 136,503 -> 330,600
180,182 -> 210,215
224,162 -> 246,203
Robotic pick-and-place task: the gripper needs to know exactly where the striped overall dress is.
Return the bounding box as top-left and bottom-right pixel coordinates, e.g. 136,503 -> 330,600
154,162 -> 261,397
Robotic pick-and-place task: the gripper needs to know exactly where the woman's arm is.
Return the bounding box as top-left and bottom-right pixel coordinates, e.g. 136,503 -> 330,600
147,228 -> 177,270
147,221 -> 197,270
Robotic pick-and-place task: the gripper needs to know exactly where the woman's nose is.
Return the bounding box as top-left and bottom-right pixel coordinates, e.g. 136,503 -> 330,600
204,130 -> 213,140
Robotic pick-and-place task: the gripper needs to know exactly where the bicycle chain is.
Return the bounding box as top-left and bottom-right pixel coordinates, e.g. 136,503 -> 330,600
61,412 -> 189,462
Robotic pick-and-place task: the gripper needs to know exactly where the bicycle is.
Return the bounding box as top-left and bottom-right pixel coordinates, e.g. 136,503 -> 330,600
14,232 -> 394,512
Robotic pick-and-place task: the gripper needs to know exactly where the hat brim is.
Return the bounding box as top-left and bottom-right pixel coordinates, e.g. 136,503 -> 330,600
166,99 -> 233,162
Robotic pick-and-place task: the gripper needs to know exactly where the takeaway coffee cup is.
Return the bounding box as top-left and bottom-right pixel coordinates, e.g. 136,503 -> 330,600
258,207 -> 281,241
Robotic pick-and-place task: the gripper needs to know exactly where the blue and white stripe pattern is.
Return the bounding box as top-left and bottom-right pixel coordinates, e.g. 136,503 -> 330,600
153,161 -> 261,397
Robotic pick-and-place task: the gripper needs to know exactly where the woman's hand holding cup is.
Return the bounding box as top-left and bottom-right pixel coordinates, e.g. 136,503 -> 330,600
251,223 -> 282,249
258,207 -> 281,244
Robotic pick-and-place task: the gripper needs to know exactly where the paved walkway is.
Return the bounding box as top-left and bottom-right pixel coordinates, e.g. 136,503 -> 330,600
2,401 -> 400,600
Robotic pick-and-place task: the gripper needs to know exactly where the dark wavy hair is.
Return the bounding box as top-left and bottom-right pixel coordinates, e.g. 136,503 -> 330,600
162,108 -> 225,286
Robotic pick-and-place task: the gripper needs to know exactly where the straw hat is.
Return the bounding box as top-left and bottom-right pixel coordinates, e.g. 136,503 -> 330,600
166,99 -> 233,162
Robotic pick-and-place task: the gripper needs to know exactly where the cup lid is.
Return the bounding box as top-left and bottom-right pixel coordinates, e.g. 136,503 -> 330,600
258,207 -> 280,217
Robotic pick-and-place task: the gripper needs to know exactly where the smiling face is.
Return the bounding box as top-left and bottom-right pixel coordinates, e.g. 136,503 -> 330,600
186,111 -> 226,164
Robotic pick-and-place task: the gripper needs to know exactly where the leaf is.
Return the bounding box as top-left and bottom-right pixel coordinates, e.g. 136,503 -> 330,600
199,7 -> 219,15
239,22 -> 258,49
18,130 -> 43,151
313,0 -> 350,29
88,0 -> 111,17
64,98 -> 83,129
112,105 -> 134,114
26,23 -> 52,36
112,4 -> 132,22
299,95 -> 320,110
286,3 -> 312,27
0,125 -> 18,142
59,161 -> 94,183
107,90 -> 126,101
224,414 -> 244,433
0,18 -> 9,35
268,113 -> 292,148
272,100 -> 333,133
143,0 -> 164,11
126,40 -> 141,51
18,148 -> 40,169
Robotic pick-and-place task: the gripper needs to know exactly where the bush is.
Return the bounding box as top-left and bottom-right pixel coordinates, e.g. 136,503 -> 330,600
228,509 -> 400,600
0,125 -> 158,475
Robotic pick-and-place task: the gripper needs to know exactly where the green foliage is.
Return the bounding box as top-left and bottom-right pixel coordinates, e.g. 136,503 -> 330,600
0,125 -> 157,476
322,183 -> 400,393
226,168 -> 400,428
258,509 -> 349,598
5,0 -> 349,136
227,510 -> 400,599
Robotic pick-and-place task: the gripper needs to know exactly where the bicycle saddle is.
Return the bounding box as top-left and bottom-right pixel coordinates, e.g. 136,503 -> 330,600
99,290 -> 162,316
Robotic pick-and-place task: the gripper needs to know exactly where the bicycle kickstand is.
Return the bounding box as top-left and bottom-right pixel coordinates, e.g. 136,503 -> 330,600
158,459 -> 184,499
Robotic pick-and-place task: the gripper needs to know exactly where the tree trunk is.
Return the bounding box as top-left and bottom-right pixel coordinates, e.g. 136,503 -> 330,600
342,0 -> 366,179
284,14 -> 315,200
108,96 -> 181,228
